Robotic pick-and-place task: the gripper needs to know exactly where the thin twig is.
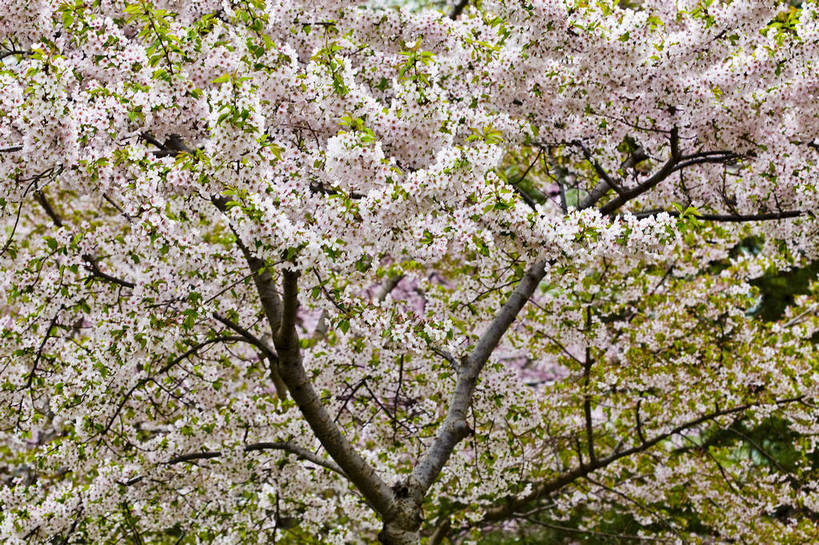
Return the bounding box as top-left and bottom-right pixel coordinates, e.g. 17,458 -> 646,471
82,255 -> 136,288
519,515 -> 675,542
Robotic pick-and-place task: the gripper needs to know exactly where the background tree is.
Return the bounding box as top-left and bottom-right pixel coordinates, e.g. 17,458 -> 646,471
1,1 -> 818,544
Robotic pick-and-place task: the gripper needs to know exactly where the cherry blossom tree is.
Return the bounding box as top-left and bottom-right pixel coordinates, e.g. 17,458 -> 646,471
1,0 -> 818,544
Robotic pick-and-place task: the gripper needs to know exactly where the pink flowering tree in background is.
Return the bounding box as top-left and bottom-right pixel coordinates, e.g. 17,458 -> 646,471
1,0 -> 819,543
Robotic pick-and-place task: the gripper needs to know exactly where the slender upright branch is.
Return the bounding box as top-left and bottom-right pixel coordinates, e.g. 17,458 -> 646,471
0,176 -> 38,258
583,349 -> 595,463
635,400 -> 647,445
509,148 -> 543,211
24,308 -> 63,390
212,196 -> 283,334
410,259 -> 548,497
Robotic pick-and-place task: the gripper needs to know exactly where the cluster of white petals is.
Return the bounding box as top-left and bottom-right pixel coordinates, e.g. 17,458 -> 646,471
1,0 -> 818,544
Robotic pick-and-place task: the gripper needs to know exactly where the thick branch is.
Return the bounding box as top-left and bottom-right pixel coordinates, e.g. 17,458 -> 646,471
34,190 -> 63,227
632,209 -> 804,222
428,517 -> 452,545
246,441 -> 346,476
598,128 -> 681,216
670,154 -> 739,173
277,269 -> 301,345
578,180 -> 613,210
519,515 -> 674,542
270,270 -> 398,517
511,183 -> 540,211
0,49 -> 32,60
246,253 -> 283,332
212,313 -> 274,356
411,259 -> 548,497
165,451 -> 220,464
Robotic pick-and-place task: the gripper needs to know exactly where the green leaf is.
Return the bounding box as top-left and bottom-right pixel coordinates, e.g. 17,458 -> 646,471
213,72 -> 231,84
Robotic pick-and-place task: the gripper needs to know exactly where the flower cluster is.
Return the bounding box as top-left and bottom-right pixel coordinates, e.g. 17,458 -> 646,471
1,1 -> 818,544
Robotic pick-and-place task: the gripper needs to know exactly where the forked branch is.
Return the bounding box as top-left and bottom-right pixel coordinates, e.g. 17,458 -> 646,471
214,196 -> 399,522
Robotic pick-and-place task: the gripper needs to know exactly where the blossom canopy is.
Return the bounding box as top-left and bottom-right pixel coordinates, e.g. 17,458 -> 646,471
1,0 -> 819,544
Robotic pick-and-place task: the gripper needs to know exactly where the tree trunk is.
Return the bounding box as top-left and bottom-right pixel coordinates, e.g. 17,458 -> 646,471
378,525 -> 420,545
378,497 -> 423,545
